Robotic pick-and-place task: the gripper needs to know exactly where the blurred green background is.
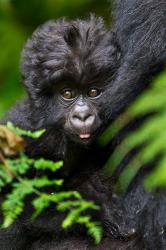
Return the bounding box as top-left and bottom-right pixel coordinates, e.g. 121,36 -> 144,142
0,0 -> 110,117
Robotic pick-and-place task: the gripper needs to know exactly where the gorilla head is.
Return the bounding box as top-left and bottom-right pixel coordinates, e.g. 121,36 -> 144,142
21,15 -> 120,145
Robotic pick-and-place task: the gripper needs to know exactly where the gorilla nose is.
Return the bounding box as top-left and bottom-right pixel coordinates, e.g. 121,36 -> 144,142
73,112 -> 92,122
71,111 -> 95,128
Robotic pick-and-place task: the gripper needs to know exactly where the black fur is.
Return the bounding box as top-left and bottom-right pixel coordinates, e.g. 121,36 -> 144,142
104,0 -> 166,122
1,0 -> 166,249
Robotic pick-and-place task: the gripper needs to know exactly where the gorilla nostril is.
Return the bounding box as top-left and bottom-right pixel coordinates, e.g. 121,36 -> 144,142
73,113 -> 93,122
85,114 -> 95,126
84,114 -> 93,122
73,114 -> 81,120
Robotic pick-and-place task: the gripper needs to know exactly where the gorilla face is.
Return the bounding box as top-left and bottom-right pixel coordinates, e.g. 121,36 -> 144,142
57,84 -> 103,143
21,15 -> 121,145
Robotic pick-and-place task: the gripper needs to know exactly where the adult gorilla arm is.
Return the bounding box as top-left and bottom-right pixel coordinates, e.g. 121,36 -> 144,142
105,0 -> 166,122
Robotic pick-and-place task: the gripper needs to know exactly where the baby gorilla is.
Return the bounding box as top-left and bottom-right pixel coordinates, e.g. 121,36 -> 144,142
5,15 -> 120,164
1,16 -> 122,250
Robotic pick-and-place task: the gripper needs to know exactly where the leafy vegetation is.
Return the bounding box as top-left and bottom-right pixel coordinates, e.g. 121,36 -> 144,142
0,124 -> 102,244
100,71 -> 166,192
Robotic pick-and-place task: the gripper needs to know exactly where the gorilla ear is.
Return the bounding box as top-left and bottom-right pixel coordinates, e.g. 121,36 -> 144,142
64,25 -> 81,48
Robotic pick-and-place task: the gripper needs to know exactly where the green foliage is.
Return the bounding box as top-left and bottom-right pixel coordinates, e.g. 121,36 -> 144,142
100,71 -> 166,192
6,121 -> 45,138
0,125 -> 102,244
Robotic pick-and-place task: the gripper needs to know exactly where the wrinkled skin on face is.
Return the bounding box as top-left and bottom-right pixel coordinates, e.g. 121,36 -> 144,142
62,87 -> 102,142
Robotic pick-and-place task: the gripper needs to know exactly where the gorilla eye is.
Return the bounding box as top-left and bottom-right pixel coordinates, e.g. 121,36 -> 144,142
61,89 -> 76,100
88,88 -> 101,98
